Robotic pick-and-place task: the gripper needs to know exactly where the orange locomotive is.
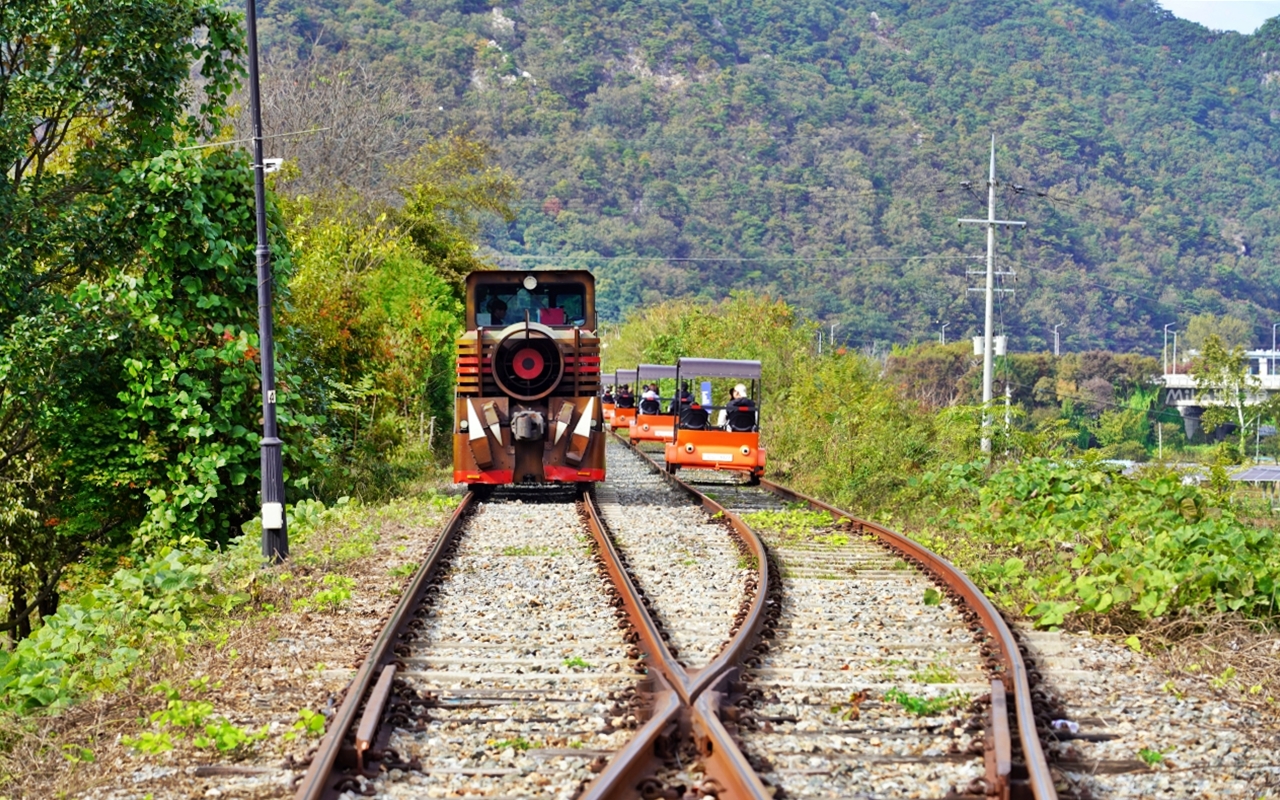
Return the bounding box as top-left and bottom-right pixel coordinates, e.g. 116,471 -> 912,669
453,270 -> 605,489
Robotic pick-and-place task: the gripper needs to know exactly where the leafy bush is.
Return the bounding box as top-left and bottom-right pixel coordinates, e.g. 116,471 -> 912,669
916,458 -> 1280,628
0,538 -> 261,711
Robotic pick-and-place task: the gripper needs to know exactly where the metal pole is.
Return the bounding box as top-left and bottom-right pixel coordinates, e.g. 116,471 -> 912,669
1173,331 -> 1178,374
1053,324 -> 1061,358
246,0 -> 287,562
980,136 -> 997,452
1163,323 -> 1175,375
958,136 -> 1024,455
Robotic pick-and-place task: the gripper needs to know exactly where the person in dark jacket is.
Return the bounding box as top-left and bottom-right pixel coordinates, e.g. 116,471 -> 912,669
668,381 -> 694,414
616,384 -> 635,408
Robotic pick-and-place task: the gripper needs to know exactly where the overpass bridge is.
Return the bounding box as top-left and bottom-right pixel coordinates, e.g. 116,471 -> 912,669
1162,350 -> 1280,439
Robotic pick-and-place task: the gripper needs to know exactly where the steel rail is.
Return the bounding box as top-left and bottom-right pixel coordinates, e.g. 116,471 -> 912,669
616,433 -> 1056,800
755,476 -> 1058,800
293,491 -> 475,800
616,439 -> 777,799
579,488 -> 771,799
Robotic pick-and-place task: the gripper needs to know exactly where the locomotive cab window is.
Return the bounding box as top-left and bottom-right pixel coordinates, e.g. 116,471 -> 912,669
474,283 -> 587,327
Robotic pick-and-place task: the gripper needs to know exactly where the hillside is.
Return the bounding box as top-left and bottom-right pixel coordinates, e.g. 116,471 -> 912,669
252,0 -> 1280,352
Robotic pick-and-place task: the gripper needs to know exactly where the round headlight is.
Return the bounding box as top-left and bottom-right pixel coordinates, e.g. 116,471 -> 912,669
523,274 -> 538,290
741,445 -> 751,456
642,424 -> 650,431
685,443 -> 695,453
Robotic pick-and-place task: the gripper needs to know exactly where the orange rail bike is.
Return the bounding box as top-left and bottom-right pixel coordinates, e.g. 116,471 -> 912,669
629,363 -> 678,443
608,368 -> 637,431
663,358 -> 765,483
453,270 -> 605,488
601,372 -> 617,423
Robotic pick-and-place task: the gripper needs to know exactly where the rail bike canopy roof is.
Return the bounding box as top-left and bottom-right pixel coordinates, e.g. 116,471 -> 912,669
601,372 -> 615,386
615,368 -> 637,384
636,364 -> 679,380
676,358 -> 762,380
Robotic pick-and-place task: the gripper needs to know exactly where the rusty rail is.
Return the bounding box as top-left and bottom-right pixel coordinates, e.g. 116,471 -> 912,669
578,488 -> 771,799
756,476 -> 1057,800
293,491 -> 475,800
617,432 -> 1056,800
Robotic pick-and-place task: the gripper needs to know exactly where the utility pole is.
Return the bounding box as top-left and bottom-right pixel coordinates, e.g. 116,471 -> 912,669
1163,323 -> 1176,375
1053,324 -> 1062,358
959,135 -> 1025,453
246,0 -> 287,561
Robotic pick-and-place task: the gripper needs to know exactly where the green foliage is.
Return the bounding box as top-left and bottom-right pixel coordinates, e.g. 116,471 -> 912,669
882,687 -> 969,717
123,696 -> 266,754
281,138 -> 514,501
916,458 -> 1280,628
1138,747 -> 1165,766
283,708 -> 327,742
292,575 -> 355,613
562,657 -> 591,669
488,737 -> 533,751
742,509 -> 839,542
0,0 -> 267,647
255,0 -> 1280,351
922,588 -> 942,607
387,562 -> 418,578
908,660 -> 957,684
0,537 -> 262,711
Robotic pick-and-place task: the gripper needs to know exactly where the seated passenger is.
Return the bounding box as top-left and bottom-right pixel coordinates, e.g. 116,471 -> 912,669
725,383 -> 757,432
668,381 -> 694,414
639,387 -> 661,415
602,388 -> 615,404
616,385 -> 635,408
680,401 -> 710,430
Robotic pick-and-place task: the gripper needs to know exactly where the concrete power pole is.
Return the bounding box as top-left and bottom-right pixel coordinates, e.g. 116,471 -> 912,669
959,135 -> 1025,453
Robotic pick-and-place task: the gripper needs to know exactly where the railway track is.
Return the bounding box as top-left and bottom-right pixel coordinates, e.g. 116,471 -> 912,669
294,441 -> 1056,800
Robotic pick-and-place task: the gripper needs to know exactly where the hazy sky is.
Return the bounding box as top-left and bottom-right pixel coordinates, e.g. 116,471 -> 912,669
1159,1 -> 1280,33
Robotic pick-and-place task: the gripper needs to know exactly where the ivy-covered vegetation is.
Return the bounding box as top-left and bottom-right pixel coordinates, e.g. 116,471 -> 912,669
254,0 -> 1280,351
0,0 -> 503,693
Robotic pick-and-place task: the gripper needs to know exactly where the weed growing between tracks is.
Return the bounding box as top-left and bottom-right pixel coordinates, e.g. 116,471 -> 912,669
0,489 -> 457,799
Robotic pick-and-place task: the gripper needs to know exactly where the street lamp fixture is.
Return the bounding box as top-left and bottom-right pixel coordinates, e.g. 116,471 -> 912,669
1163,323 -> 1176,376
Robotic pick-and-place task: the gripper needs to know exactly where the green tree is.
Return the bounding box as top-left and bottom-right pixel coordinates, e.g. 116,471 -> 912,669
1194,334 -> 1257,460
0,0 -> 248,640
1184,313 -> 1254,354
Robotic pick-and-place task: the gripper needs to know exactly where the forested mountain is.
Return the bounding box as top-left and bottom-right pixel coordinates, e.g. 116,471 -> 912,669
252,0 -> 1280,352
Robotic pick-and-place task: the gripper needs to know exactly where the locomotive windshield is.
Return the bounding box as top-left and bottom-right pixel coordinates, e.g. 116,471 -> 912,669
474,282 -> 587,327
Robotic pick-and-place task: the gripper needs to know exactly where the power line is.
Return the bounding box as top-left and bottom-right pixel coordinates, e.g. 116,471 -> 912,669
485,253 -> 983,264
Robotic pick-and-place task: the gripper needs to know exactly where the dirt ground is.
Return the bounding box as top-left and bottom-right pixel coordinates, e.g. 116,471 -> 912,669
0,494 -> 455,800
